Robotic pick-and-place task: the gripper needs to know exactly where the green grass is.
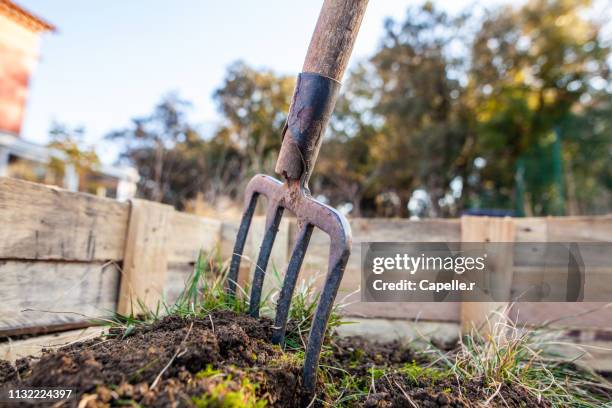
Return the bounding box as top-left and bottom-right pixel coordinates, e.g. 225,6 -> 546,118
428,309 -> 612,407
171,249 -> 250,317
399,360 -> 451,386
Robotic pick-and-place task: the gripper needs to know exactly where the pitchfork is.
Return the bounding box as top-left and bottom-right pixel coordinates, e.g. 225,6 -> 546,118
225,0 -> 368,398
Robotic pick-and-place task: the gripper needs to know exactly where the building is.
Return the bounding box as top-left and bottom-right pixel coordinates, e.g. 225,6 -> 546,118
0,0 -> 138,199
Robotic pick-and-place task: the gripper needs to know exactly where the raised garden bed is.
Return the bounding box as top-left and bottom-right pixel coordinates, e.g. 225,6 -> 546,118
1,254 -> 611,407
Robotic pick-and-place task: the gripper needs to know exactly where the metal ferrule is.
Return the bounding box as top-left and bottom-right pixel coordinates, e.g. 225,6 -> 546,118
275,72 -> 341,188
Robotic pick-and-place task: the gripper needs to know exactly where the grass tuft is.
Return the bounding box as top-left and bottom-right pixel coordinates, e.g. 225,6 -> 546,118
431,308 -> 612,407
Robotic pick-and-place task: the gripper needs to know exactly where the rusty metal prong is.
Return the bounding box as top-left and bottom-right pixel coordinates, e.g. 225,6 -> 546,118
227,192 -> 259,297
301,240 -> 350,397
280,196 -> 351,400
248,203 -> 284,317
271,223 -> 314,345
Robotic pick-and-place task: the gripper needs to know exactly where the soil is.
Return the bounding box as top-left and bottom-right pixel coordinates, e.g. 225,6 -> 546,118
0,311 -> 557,407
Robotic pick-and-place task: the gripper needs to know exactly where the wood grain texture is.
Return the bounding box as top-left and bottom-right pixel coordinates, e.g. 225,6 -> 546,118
164,262 -> 195,304
167,212 -> 223,263
460,216 -> 515,333
303,0 -> 369,81
117,199 -> 173,315
0,261 -> 120,334
0,177 -> 129,261
514,217 -> 548,242
0,327 -> 105,362
546,215 -> 612,242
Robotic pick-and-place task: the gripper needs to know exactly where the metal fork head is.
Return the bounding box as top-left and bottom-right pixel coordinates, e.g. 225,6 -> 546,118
226,175 -> 351,397
227,71 -> 352,399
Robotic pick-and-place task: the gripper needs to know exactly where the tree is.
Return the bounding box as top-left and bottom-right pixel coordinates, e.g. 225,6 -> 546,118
367,3 -> 473,217
48,122 -> 100,193
315,64 -> 380,217
469,0 -> 610,215
106,94 -> 206,207
213,61 -> 294,178
106,63 -> 294,210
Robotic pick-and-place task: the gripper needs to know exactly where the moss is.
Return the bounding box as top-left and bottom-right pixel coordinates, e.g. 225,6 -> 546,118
399,361 -> 451,386
196,364 -> 222,379
192,377 -> 266,408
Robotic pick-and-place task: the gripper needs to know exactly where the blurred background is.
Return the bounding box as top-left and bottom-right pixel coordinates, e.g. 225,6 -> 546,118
1,0 -> 611,219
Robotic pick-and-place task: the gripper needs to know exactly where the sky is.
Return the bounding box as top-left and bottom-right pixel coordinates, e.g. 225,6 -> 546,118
20,0 -> 493,163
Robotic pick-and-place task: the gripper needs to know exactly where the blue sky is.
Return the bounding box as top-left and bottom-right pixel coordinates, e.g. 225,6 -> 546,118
20,1 -> 487,163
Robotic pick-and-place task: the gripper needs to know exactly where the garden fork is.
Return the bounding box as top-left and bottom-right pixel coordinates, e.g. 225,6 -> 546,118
226,0 -> 368,398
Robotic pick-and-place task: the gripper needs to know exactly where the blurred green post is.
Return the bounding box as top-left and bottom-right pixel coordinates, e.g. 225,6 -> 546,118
515,158 -> 525,217
552,127 -> 566,215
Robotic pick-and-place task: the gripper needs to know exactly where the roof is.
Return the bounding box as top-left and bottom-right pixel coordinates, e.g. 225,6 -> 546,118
0,0 -> 55,32
0,132 -> 140,183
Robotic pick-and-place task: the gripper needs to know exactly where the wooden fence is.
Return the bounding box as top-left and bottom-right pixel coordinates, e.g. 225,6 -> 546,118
1,177 -> 611,344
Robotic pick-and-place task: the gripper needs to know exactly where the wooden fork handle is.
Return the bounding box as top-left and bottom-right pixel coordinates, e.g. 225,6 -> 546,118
303,0 -> 369,82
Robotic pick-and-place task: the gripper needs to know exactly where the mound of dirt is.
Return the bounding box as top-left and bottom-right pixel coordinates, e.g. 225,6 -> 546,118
1,311 -> 301,407
0,311 -> 551,407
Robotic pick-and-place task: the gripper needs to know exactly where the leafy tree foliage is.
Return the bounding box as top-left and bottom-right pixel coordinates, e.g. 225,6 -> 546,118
106,94 -> 207,206
107,1 -> 611,217
106,64 -> 293,209
470,0 -> 610,215
48,122 -> 100,193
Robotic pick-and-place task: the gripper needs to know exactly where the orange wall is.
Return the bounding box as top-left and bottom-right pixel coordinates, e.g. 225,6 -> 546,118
0,13 -> 40,135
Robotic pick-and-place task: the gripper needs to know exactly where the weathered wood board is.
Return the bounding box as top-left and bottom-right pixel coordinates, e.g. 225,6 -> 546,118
0,261 -> 120,334
460,216 -> 515,332
0,327 -> 105,362
117,199 -> 172,315
167,212 -> 223,263
0,178 -> 129,262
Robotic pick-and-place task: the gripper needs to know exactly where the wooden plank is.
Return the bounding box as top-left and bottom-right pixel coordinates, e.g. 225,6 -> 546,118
0,261 -> 120,334
547,215 -> 612,242
511,215 -> 612,331
164,263 -> 195,304
344,300 -> 461,322
337,318 -> 460,343
0,177 -> 129,261
247,216 -> 291,295
514,217 -> 547,242
117,199 -> 173,315
511,303 -> 612,329
351,218 -> 461,242
167,212 -> 223,263
0,327 -> 106,362
460,216 -> 515,333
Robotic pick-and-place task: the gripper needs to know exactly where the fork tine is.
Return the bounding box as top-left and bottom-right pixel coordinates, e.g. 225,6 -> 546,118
248,203 -> 284,317
302,243 -> 350,396
227,192 -> 259,297
271,223 -> 314,345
